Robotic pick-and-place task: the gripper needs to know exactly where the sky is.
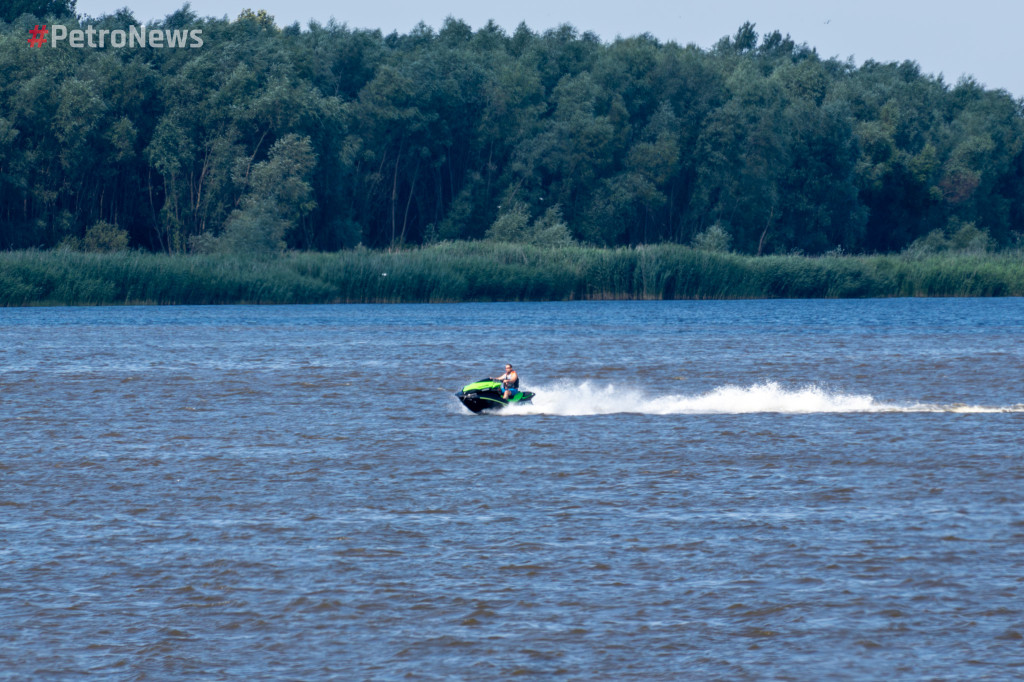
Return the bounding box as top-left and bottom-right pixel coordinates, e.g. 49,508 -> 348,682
76,0 -> 1024,99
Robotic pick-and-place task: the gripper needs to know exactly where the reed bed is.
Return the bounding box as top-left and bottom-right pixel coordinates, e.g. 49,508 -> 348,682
1,244 -> 1022,306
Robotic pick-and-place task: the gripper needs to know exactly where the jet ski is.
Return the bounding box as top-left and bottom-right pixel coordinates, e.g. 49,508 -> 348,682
455,378 -> 535,413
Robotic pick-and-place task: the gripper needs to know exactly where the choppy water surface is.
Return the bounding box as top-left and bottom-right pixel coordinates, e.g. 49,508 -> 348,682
2,299 -> 1022,680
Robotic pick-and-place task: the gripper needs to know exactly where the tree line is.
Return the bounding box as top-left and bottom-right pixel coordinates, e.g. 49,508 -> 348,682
1,5 -> 1023,255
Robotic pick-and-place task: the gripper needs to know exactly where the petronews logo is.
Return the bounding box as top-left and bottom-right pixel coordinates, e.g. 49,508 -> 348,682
28,24 -> 203,48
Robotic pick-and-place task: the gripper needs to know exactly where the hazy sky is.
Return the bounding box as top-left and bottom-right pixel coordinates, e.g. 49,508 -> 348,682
76,0 -> 1024,99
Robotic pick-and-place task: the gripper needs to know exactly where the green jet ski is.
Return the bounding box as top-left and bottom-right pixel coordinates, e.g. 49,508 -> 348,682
455,378 -> 535,413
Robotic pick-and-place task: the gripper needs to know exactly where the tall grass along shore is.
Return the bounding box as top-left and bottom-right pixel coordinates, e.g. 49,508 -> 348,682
1,243 -> 1022,306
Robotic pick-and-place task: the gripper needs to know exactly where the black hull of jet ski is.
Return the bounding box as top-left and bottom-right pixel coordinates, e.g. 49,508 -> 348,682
455,379 -> 535,413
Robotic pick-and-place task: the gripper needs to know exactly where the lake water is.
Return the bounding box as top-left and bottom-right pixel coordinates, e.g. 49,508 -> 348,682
2,299 -> 1022,680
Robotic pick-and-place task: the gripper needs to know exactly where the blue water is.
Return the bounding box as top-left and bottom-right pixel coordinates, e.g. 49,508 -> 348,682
1,299 -> 1022,679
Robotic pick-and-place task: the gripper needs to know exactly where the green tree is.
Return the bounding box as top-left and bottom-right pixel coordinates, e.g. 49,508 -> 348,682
2,14 -> 1024,256
216,133 -> 318,254
82,220 -> 130,252
692,223 -> 731,252
486,202 -> 574,246
2,0 -> 75,22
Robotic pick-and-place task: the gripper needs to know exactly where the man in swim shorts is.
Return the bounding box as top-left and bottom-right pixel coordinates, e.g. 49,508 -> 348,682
493,363 -> 519,399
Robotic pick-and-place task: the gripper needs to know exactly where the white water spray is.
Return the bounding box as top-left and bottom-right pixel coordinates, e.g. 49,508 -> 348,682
493,380 -> 1024,416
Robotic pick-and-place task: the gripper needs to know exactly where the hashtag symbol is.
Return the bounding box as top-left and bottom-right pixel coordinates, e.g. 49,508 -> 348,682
27,24 -> 48,48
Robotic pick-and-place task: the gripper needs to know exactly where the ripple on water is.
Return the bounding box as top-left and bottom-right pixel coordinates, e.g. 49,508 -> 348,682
2,300 -> 1023,679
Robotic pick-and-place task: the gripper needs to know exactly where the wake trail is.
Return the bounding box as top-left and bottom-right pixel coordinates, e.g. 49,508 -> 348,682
495,380 -> 1024,416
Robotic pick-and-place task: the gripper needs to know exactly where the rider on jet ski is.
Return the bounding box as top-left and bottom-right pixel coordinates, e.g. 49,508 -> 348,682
492,363 -> 519,399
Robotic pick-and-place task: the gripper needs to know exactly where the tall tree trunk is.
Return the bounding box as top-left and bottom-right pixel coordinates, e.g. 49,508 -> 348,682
757,205 -> 775,256
399,158 -> 421,245
390,143 -> 403,248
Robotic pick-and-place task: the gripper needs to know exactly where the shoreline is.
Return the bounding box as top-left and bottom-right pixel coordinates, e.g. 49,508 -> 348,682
2,243 -> 1022,306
